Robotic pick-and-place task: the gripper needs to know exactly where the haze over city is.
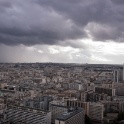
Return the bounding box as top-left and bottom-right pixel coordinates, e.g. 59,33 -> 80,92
0,0 -> 124,63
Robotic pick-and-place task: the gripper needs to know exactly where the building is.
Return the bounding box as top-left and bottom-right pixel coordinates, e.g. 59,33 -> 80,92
95,87 -> 115,96
5,105 -> 51,124
102,100 -> 124,113
49,101 -> 67,124
67,100 -> 89,115
89,103 -> 104,122
114,83 -> 124,96
24,96 -> 53,110
55,107 -> 84,124
81,92 -> 87,102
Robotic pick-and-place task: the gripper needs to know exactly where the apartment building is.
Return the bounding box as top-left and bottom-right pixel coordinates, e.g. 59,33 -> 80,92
5,105 -> 51,124
95,87 -> 115,96
49,101 -> 68,124
55,107 -> 84,124
67,100 -> 89,115
89,103 -> 104,122
102,101 -> 124,113
24,96 -> 53,110
114,83 -> 124,96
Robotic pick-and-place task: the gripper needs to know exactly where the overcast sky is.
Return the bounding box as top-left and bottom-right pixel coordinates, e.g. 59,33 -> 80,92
0,0 -> 124,64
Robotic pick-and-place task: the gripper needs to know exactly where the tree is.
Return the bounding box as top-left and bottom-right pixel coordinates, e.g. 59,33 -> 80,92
85,114 -> 92,124
104,111 -> 107,117
117,112 -> 124,121
102,119 -> 109,124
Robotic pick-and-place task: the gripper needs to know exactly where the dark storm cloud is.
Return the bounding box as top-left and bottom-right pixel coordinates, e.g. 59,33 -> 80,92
0,0 -> 124,46
111,0 -> 124,5
37,0 -> 124,41
0,0 -> 12,11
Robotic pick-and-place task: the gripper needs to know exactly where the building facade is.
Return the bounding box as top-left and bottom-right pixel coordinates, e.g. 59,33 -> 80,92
5,105 -> 51,124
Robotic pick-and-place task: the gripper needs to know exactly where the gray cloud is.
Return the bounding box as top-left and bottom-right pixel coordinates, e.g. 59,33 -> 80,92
0,0 -> 124,47
0,41 -> 124,64
111,0 -> 124,5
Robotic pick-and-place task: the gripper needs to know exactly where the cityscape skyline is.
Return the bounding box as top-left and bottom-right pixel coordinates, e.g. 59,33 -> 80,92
0,63 -> 124,123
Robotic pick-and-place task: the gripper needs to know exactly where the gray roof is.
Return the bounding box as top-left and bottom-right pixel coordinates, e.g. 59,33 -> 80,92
56,108 -> 83,121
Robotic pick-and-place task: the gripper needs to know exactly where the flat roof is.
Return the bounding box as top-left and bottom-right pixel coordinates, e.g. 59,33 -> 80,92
7,105 -> 50,113
56,108 -> 83,121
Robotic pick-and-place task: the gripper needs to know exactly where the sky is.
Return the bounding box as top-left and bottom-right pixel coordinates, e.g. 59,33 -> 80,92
0,0 -> 124,64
